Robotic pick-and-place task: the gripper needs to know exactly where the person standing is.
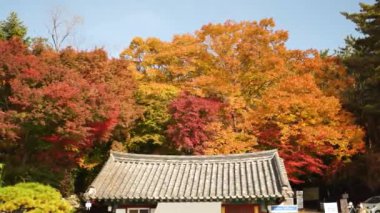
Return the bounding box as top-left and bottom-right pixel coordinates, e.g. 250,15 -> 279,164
348,202 -> 356,213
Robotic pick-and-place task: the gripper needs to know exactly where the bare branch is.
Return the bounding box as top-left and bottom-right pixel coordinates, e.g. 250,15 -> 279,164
47,7 -> 83,51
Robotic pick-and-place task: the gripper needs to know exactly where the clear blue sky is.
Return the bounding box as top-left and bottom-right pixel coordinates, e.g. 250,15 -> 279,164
0,0 -> 374,57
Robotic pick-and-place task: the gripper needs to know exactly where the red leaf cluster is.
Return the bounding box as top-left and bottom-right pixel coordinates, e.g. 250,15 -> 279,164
167,92 -> 222,153
0,38 -> 137,171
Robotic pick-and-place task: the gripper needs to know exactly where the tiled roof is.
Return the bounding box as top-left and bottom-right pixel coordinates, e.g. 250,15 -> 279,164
85,150 -> 293,202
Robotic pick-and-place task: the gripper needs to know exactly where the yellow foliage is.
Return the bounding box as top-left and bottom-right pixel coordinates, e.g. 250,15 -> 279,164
203,122 -> 257,155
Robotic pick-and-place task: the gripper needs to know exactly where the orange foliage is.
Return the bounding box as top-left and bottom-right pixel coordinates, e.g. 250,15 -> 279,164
121,19 -> 364,183
251,74 -> 364,182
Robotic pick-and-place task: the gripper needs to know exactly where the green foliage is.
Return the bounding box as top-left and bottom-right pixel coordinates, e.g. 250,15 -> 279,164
128,83 -> 179,153
3,165 -> 61,188
0,182 -> 73,213
341,1 -> 380,149
0,12 -> 27,41
339,0 -> 380,192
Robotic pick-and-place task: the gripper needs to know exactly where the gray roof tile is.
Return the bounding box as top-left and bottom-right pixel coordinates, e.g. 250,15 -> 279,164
86,149 -> 293,202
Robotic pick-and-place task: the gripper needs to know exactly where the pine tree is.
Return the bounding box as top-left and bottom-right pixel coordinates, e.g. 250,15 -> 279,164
342,0 -> 380,150
0,12 -> 27,41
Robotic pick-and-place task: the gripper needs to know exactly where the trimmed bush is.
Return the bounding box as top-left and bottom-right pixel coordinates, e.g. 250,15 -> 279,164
0,182 -> 73,213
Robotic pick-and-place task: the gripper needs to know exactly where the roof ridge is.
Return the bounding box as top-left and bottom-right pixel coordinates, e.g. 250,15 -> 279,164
110,149 -> 278,162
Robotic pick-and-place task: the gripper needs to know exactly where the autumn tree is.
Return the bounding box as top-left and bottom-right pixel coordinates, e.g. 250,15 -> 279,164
251,74 -> 364,183
121,19 -> 364,183
49,47 -> 139,131
128,82 -> 179,153
203,121 -> 257,155
286,49 -> 354,98
167,92 -> 223,154
0,39 -> 138,194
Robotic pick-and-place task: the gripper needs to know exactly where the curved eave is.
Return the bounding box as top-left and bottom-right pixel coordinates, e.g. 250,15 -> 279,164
89,193 -> 284,203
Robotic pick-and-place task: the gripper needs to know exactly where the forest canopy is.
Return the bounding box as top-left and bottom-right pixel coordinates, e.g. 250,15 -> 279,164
121,19 -> 364,183
0,6 -> 375,200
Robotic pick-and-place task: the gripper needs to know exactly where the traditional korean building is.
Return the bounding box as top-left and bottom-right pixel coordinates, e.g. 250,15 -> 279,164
84,149 -> 293,213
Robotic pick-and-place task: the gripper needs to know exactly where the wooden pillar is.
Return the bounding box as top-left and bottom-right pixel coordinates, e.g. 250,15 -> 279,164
254,205 -> 259,213
221,206 -> 226,213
